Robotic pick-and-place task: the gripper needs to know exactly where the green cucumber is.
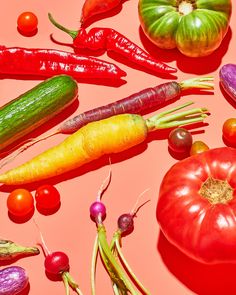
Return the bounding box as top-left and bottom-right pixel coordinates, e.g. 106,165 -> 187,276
0,75 -> 78,152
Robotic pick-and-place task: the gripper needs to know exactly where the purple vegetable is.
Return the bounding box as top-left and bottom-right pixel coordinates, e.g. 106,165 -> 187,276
117,213 -> 134,235
219,64 -> 236,102
0,266 -> 28,295
90,201 -> 106,222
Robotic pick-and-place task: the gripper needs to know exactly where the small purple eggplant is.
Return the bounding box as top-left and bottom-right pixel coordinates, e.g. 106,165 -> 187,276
219,64 -> 236,103
0,266 -> 28,295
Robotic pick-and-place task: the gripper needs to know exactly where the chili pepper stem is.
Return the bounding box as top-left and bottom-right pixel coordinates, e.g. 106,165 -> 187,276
179,77 -> 214,90
146,101 -> 209,131
48,13 -> 78,39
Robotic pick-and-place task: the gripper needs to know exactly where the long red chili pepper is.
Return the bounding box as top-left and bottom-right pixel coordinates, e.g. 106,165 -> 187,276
0,46 -> 126,80
48,13 -> 177,76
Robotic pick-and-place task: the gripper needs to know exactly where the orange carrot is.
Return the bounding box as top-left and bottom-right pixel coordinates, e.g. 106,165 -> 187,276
0,102 -> 208,185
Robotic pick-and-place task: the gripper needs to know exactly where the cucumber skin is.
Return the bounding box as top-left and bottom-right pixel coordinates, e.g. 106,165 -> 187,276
0,75 -> 78,151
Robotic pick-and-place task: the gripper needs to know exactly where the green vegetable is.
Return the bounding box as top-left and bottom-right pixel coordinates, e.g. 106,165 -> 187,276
0,75 -> 78,152
0,239 -> 39,260
138,0 -> 232,57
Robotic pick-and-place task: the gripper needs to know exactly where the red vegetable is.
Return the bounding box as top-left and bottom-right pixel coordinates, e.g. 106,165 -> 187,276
157,147 -> 236,264
0,46 -> 126,80
222,118 -> 236,147
7,189 -> 34,217
80,0 -> 121,24
17,11 -> 38,34
36,225 -> 84,295
35,184 -> 61,211
48,13 -> 176,76
44,251 -> 70,275
168,127 -> 193,154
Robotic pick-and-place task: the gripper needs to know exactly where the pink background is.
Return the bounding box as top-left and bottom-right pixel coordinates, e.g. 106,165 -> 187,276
0,1 -> 236,295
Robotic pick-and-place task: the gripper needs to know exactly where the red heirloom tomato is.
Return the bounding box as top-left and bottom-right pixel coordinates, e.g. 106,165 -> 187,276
157,147 -> 236,264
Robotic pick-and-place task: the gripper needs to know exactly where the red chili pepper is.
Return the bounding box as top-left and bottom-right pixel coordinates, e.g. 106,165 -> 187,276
80,0 -> 121,24
48,13 -> 177,76
0,46 -> 126,80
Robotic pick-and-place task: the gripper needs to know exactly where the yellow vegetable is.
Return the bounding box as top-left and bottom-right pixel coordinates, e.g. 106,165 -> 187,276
0,102 -> 208,185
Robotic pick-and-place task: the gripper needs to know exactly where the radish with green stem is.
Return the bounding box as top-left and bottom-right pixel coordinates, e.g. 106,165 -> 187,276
110,189 -> 151,295
34,221 -> 84,295
90,170 -> 151,294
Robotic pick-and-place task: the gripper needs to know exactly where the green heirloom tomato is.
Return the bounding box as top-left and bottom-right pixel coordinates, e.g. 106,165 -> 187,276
138,0 -> 232,57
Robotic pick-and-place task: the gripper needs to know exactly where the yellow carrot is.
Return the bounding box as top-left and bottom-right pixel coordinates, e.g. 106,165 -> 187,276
0,102 -> 208,185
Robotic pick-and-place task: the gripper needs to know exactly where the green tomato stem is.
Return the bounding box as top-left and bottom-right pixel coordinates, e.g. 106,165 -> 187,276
97,225 -> 138,294
146,101 -> 209,131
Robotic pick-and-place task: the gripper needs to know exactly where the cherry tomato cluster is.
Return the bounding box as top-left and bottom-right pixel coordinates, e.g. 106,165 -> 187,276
7,184 -> 60,218
167,117 -> 235,159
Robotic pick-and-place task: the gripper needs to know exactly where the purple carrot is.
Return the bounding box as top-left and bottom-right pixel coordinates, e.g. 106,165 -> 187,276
58,76 -> 213,134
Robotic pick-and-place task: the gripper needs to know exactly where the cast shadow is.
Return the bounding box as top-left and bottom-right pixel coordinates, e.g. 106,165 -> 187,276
139,27 -> 232,75
157,231 -> 236,295
219,82 -> 236,109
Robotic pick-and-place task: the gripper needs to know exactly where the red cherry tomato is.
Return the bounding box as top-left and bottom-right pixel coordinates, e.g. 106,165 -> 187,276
17,12 -> 38,33
7,189 -> 34,217
35,185 -> 60,210
168,127 -> 193,154
44,251 -> 70,275
222,118 -> 236,147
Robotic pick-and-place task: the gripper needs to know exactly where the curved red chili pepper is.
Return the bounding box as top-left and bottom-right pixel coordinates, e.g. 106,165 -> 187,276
0,46 -> 126,80
48,13 -> 177,76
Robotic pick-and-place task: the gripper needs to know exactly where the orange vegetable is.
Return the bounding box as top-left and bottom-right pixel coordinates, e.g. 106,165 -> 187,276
0,102 -> 208,185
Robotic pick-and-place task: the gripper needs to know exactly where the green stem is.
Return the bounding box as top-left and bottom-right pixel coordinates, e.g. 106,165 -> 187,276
179,76 -> 214,90
91,235 -> 99,295
97,225 -> 138,294
62,272 -> 70,295
62,272 -> 84,295
110,230 -> 121,252
146,101 -> 209,132
114,237 -> 151,295
48,13 -> 78,39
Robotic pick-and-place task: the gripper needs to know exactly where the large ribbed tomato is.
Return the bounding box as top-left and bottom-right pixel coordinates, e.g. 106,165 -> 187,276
157,147 -> 236,264
138,0 -> 232,57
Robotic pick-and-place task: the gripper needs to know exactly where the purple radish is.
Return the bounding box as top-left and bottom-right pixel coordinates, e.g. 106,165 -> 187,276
219,64 -> 236,103
0,266 -> 28,295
